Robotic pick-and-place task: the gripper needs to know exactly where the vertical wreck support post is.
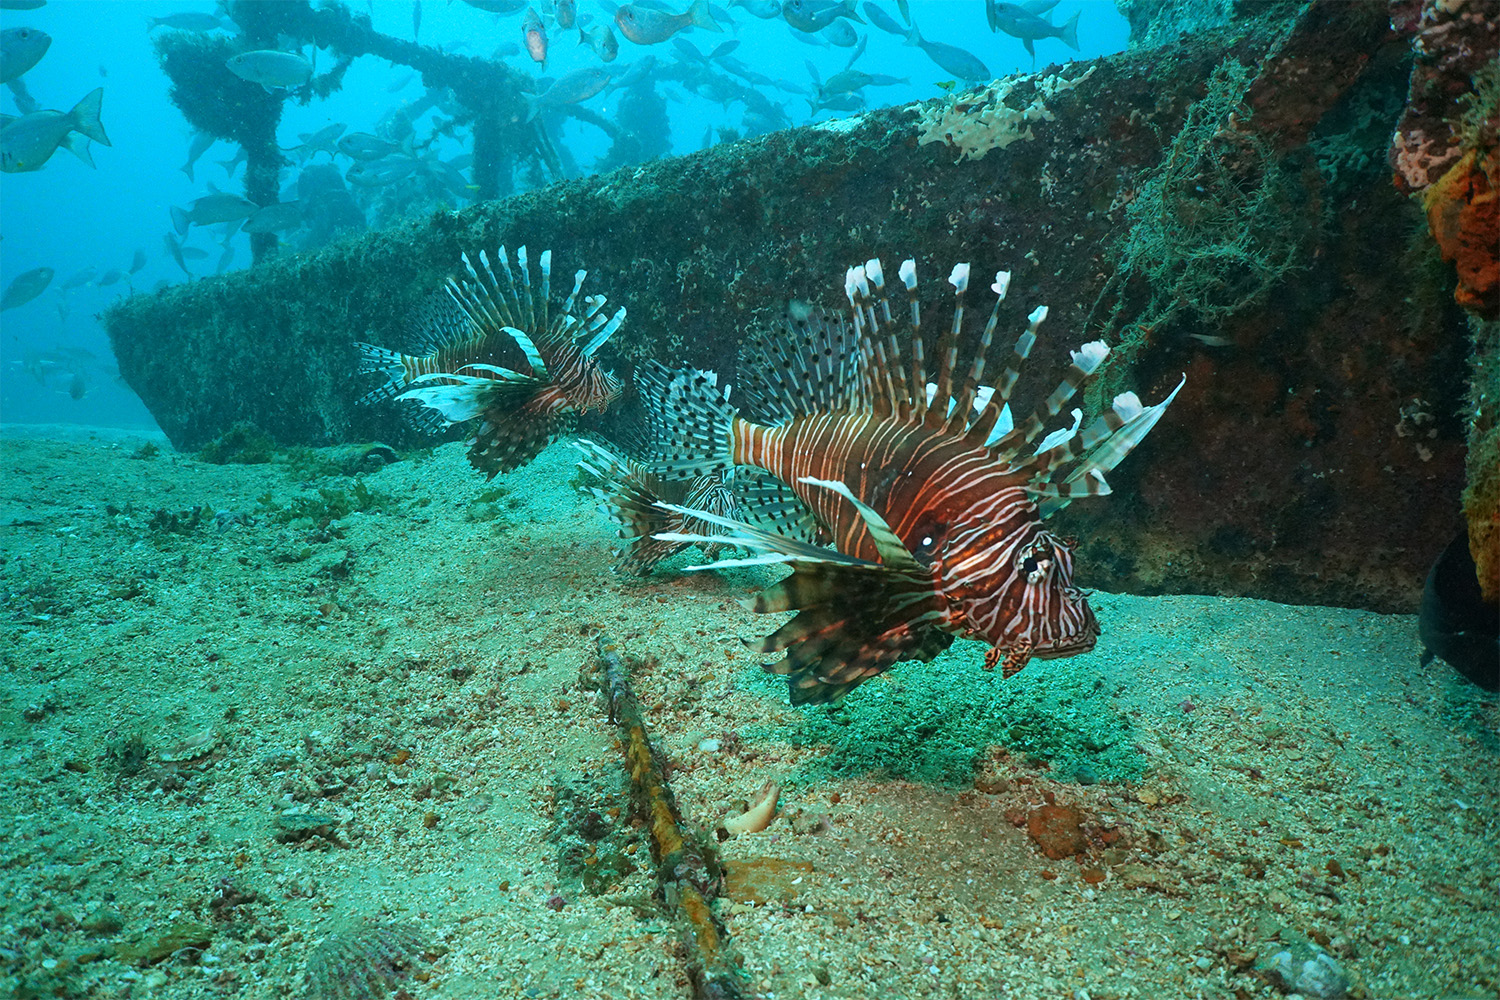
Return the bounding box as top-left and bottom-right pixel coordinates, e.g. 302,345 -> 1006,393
593,637 -> 748,1000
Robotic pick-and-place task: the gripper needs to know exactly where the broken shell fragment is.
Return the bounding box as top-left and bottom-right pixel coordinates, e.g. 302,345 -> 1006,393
723,781 -> 780,835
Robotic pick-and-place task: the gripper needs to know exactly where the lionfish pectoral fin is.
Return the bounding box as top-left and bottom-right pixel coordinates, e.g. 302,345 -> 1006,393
999,640 -> 1033,678
796,477 -> 922,570
496,326 -> 548,378
651,498 -> 951,704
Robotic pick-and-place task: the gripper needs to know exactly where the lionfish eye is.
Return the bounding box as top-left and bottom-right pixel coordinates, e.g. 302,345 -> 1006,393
909,516 -> 948,565
1021,554 -> 1040,576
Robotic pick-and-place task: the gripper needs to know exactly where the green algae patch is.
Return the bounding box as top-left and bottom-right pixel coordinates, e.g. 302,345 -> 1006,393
746,644 -> 1146,788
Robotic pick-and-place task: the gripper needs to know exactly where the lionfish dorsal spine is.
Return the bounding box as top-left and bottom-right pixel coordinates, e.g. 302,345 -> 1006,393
538,249 -> 552,320
561,268 -> 587,316
898,258 -> 926,422
921,262 -> 968,431
798,476 -> 922,572
948,269 -> 1011,435
580,306 -> 626,358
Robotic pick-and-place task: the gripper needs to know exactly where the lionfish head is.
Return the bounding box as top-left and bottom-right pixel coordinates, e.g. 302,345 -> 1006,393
934,519 -> 1100,666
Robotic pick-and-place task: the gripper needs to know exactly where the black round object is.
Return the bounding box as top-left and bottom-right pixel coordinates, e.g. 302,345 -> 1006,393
1419,529 -> 1500,691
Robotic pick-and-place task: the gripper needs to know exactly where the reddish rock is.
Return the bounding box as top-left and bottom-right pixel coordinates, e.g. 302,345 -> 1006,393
1027,804 -> 1087,860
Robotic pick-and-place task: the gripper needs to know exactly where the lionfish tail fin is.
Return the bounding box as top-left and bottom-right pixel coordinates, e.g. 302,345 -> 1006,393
638,361 -> 737,480
573,439 -> 687,575
354,341 -> 410,404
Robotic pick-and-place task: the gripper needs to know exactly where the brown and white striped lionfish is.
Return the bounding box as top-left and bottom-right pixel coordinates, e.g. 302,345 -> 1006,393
356,245 -> 624,478
629,256 -> 1183,704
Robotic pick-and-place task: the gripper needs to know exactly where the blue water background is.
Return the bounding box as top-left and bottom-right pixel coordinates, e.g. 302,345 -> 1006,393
0,0 -> 1126,432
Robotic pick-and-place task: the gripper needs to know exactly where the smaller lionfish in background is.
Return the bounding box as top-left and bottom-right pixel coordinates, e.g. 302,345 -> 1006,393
629,254 -> 1182,704
356,244 -> 624,477
576,365 -> 826,574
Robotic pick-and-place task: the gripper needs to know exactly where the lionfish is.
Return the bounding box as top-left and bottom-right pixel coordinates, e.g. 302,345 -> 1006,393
356,244 -> 624,478
574,437 -> 742,574
638,256 -> 1183,704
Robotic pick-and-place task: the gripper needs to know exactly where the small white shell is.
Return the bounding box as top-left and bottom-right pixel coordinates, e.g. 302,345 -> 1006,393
723,780 -> 780,835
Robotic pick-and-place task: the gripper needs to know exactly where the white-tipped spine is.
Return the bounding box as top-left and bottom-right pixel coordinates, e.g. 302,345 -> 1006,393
865,257 -> 885,290
991,270 -> 1011,299
899,258 -> 917,289
846,263 -> 870,302
948,262 -> 970,292
1070,340 -> 1109,374
1027,305 -> 1049,329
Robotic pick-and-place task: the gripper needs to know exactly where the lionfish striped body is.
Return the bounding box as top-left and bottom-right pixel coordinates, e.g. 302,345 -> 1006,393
644,256 -> 1182,703
356,244 -> 623,478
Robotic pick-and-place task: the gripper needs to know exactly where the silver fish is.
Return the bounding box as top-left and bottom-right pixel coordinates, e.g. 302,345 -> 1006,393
730,0 -> 781,18
163,232 -> 192,277
579,24 -> 619,62
130,249 -> 148,274
0,26 -> 49,83
336,131 -> 403,160
226,50 -> 312,90
615,1 -> 721,45
820,18 -> 857,46
986,1 -> 1077,57
522,7 -> 547,65
243,200 -> 304,233
1,266 -> 52,310
146,12 -> 224,31
781,0 -> 860,33
0,88 -> 109,172
861,0 -> 904,34
905,25 -> 989,81
171,192 -> 258,234
96,268 -> 128,287
525,67 -> 613,120
180,130 -> 214,180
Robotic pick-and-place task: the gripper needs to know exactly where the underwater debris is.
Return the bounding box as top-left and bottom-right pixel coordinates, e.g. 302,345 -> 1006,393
304,918 -> 431,1000
641,255 -> 1180,704
357,244 -> 624,478
914,65 -> 1095,162
592,636 -> 747,999
721,780 -> 779,836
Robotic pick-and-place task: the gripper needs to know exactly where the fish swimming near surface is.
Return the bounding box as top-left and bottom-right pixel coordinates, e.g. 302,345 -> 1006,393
635,256 -> 1182,703
781,0 -> 862,33
146,12 -> 225,31
521,7 -> 547,66
579,23 -> 619,62
0,87 -> 109,172
0,26 -> 50,83
904,24 -> 989,82
986,0 -> 1079,57
615,1 -> 722,46
525,67 -> 613,121
226,50 -> 313,90
1,265 -> 53,310
170,191 -> 258,234
356,244 -> 625,477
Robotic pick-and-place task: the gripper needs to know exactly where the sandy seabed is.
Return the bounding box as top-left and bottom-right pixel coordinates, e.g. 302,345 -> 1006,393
1,428 -> 1495,1000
